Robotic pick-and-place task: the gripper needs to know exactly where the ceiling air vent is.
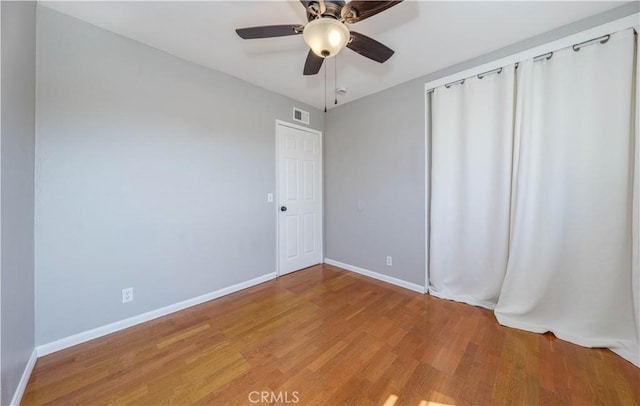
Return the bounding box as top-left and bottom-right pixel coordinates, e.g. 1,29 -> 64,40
293,108 -> 310,125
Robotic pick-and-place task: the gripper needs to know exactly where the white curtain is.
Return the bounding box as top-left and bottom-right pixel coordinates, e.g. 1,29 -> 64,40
429,67 -> 515,309
494,29 -> 639,365
428,29 -> 639,366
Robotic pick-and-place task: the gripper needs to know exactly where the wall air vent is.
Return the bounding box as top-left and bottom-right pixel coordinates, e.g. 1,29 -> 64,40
293,107 -> 310,125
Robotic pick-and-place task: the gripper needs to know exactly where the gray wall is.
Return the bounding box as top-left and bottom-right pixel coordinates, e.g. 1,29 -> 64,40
325,82 -> 426,286
324,1 -> 640,288
35,7 -> 323,345
1,1 -> 37,404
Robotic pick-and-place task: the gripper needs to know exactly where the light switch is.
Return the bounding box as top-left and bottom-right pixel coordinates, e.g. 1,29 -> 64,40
267,193 -> 274,203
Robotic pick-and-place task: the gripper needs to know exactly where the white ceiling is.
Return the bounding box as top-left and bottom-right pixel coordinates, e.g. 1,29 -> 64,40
41,1 -> 627,109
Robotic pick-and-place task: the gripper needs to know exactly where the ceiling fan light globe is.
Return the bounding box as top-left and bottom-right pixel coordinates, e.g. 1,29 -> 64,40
329,30 -> 342,47
303,18 -> 349,58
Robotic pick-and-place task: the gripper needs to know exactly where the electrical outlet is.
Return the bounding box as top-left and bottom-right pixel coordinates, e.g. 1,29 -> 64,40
386,256 -> 392,266
122,287 -> 134,303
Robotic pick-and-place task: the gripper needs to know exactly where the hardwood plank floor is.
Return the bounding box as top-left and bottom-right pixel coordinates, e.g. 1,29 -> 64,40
23,264 -> 639,405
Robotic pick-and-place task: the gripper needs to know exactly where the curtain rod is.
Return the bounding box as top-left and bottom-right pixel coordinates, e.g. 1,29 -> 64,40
426,32 -> 617,94
444,78 -> 464,88
573,34 -> 610,51
477,67 -> 503,79
533,51 -> 553,62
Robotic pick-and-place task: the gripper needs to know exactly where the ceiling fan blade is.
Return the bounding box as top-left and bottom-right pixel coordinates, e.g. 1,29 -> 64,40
303,50 -> 325,75
341,1 -> 403,23
347,31 -> 394,63
236,25 -> 304,40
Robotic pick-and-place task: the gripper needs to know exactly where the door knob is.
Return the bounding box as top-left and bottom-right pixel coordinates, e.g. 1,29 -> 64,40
280,206 -> 287,212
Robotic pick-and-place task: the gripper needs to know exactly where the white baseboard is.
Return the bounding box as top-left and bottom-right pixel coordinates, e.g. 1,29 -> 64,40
36,272 -> 277,357
324,258 -> 426,294
9,348 -> 38,406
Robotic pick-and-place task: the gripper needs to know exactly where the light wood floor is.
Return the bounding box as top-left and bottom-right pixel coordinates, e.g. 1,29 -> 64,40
23,264 -> 639,405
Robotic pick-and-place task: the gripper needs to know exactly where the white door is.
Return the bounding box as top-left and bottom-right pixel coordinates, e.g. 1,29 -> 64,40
277,121 -> 322,275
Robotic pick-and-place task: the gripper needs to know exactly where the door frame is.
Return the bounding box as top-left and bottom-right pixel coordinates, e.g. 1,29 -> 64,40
275,120 -> 323,277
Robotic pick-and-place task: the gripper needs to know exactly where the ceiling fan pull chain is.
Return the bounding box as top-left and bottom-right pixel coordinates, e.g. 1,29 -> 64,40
334,56 -> 338,106
324,61 -> 327,113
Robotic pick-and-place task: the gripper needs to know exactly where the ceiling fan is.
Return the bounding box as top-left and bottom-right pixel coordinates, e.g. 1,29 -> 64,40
235,1 -> 403,75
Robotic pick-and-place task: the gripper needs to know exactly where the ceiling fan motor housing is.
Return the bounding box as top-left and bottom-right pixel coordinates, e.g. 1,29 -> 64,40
306,1 -> 344,22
